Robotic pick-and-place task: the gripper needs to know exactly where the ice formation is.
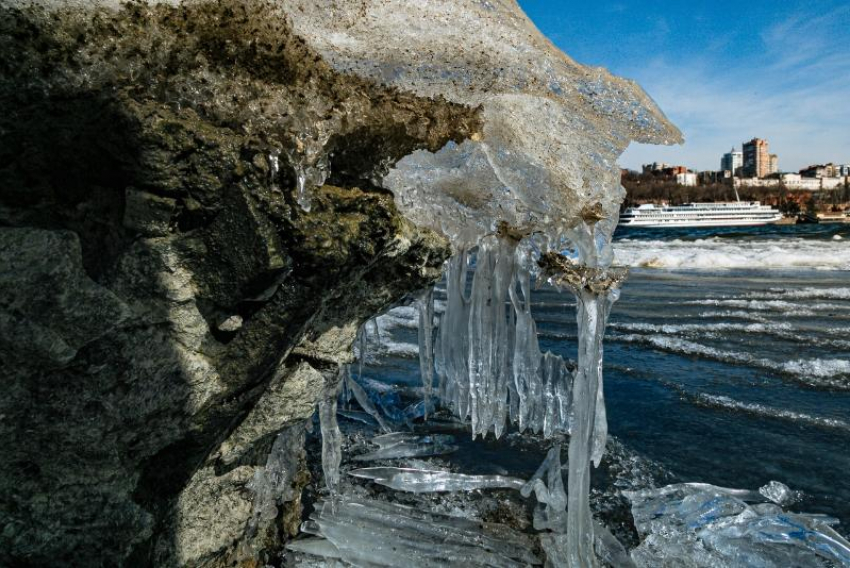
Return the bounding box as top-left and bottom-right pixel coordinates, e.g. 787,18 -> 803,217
286,1 -> 680,566
246,425 -> 305,539
353,433 -> 458,462
624,482 -> 850,567
349,467 -> 526,493
318,398 -> 343,495
288,497 -> 541,567
416,289 -> 436,419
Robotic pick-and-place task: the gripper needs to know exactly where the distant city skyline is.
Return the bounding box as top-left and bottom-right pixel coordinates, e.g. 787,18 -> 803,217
518,0 -> 850,172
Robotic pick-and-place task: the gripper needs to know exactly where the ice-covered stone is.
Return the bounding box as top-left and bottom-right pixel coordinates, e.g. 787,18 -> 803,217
286,0 -> 680,247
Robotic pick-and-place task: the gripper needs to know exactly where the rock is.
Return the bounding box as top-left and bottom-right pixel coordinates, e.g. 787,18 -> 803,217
0,1 -> 461,566
217,315 -> 244,333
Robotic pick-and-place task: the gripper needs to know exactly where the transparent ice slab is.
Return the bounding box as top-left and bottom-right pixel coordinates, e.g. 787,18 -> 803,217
625,482 -> 850,568
288,497 -> 542,567
349,467 -> 526,493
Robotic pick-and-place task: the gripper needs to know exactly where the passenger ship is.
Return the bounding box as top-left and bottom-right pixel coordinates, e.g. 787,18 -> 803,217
619,200 -> 783,228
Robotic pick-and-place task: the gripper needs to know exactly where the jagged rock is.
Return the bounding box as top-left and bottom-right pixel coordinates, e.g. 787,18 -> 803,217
0,1 -> 463,565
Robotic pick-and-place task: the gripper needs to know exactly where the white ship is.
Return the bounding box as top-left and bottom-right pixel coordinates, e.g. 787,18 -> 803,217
619,200 -> 783,228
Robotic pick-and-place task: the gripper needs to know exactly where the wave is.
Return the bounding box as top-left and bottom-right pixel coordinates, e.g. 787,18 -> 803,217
690,393 -> 850,433
612,333 -> 850,390
614,238 -> 850,270
742,287 -> 850,301
683,299 -> 850,318
611,321 -> 850,350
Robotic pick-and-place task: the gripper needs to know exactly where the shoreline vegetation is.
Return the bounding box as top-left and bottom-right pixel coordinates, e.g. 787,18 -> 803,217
622,170 -> 850,217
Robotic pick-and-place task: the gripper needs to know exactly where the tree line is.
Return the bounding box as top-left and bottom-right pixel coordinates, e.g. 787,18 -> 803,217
621,171 -> 850,215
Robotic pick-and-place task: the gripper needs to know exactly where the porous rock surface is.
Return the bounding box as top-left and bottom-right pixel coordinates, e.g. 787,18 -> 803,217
0,1 -> 478,565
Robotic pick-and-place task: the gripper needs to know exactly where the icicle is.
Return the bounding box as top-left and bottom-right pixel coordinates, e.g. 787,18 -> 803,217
318,396 -> 342,496
437,252 -> 472,418
466,235 -> 518,438
508,263 -> 540,433
357,324 -> 368,382
416,288 -> 435,420
537,243 -> 627,568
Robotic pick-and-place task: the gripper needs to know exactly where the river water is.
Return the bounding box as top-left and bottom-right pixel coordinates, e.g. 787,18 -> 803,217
360,222 -> 850,536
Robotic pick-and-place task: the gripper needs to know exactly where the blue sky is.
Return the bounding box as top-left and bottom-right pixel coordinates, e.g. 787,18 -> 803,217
518,0 -> 850,172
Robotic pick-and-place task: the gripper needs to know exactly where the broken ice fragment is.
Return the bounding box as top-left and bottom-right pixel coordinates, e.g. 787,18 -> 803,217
346,373 -> 393,433
759,480 -> 801,507
288,497 -> 542,566
350,467 -> 526,493
625,482 -> 850,568
353,433 -> 458,461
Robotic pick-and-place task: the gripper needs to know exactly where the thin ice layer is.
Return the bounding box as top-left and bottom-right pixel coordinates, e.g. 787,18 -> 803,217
285,0 -> 681,246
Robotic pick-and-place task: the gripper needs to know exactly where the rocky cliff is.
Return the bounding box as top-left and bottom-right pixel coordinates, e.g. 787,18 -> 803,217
0,1 -> 480,565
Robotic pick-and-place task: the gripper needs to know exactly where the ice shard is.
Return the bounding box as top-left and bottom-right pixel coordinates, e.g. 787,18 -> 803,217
350,467 -> 527,493
353,433 -> 458,461
289,497 -> 542,567
521,444 -> 569,532
345,373 -> 393,433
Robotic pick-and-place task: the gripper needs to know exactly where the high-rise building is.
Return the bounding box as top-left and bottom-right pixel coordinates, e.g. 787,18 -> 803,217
742,138 -> 770,178
721,148 -> 743,176
768,154 -> 779,175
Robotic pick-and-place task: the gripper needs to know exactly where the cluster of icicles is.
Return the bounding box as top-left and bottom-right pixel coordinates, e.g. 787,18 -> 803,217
312,223 -> 629,566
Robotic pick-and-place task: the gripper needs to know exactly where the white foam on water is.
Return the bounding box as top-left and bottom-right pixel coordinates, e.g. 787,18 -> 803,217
611,321 -> 850,350
697,310 -> 771,322
745,287 -> 850,301
614,238 -> 850,270
683,299 -> 830,313
613,334 -> 850,389
691,393 -> 850,433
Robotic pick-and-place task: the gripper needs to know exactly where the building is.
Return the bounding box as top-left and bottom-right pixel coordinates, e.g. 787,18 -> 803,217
780,173 -> 821,191
768,154 -> 779,175
699,170 -> 729,185
776,173 -> 848,190
642,162 -> 671,174
675,172 -> 697,187
800,164 -> 829,178
735,177 -> 779,188
721,148 -> 743,177
742,138 -> 770,178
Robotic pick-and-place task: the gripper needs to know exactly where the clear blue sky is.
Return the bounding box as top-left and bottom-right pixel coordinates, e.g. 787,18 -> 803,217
518,0 -> 850,172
